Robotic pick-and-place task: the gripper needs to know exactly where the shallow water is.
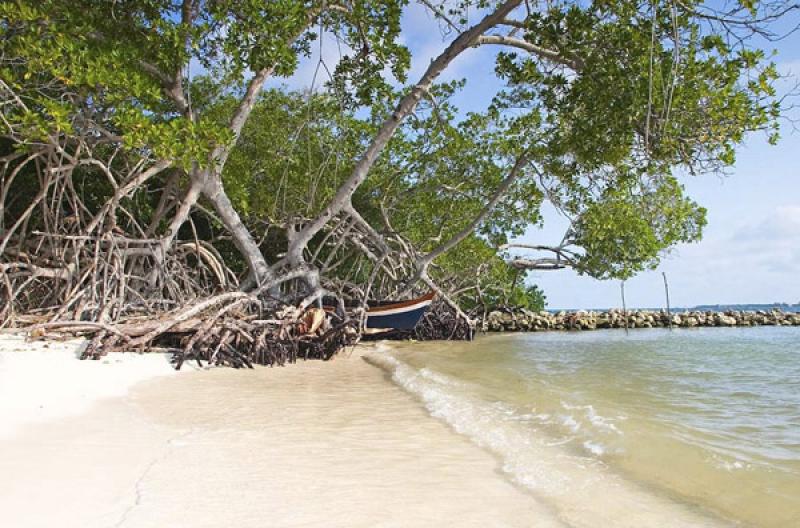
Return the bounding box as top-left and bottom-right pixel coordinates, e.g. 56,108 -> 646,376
369,326 -> 800,527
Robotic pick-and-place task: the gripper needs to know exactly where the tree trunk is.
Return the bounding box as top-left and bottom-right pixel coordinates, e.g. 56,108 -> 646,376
398,153 -> 529,297
160,177 -> 202,255
279,0 -> 522,266
203,173 -> 274,288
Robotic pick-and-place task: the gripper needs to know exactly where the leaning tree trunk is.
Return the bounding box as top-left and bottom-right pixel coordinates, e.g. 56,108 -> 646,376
277,0 -> 523,268
410,152 -> 529,285
203,173 -> 274,288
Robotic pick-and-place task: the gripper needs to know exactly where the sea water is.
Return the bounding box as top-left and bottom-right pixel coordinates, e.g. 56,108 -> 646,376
369,326 -> 800,527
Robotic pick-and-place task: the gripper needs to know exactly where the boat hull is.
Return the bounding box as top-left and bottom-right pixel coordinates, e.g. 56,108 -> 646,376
365,292 -> 434,330
366,305 -> 428,329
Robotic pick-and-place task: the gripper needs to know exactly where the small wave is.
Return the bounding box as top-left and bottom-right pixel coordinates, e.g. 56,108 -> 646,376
418,367 -> 463,387
545,437 -> 576,447
364,351 -> 730,528
561,401 -> 623,435
364,352 -> 574,494
587,409 -> 622,435
560,415 -> 582,433
709,453 -> 752,472
583,441 -> 606,456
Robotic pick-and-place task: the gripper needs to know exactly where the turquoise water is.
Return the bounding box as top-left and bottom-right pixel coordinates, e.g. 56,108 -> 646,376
374,327 -> 800,527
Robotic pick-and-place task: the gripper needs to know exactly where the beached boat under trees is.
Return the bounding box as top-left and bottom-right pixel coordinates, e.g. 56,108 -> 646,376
365,292 -> 436,331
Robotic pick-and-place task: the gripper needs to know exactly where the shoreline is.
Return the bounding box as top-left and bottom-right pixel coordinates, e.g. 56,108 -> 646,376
1,333 -> 779,527
370,340 -> 733,528
0,338 -> 564,528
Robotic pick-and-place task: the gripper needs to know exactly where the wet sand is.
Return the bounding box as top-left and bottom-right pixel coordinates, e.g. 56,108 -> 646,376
0,341 -> 563,528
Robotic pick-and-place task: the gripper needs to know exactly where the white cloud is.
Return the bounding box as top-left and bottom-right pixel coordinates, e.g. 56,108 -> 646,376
723,205 -> 800,275
733,205 -> 800,242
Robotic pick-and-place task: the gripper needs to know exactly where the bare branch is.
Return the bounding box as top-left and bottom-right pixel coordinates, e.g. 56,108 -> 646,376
500,243 -> 579,271
477,34 -> 582,70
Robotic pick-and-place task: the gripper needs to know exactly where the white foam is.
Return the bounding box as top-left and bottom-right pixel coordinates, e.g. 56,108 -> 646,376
419,367 -> 463,386
365,350 -> 728,528
583,441 -> 607,456
560,414 -> 582,433
587,407 -> 622,434
562,400 -> 624,435
710,453 -> 751,472
365,352 -> 574,494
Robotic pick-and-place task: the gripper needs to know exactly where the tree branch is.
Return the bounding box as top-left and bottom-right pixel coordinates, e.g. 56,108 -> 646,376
500,243 -> 579,271
281,0 -> 524,267
423,153 -> 528,265
477,34 -> 582,70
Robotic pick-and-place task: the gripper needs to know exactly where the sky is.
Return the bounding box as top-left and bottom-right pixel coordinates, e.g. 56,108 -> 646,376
268,3 -> 800,310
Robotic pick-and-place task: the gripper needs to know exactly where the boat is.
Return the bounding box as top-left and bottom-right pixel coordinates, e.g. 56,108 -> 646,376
365,291 -> 435,330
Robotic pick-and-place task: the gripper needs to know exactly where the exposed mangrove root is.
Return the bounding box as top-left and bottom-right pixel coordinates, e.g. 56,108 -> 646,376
0,52 -> 501,361
171,318 -> 359,369
415,302 -> 474,341
38,288 -> 362,368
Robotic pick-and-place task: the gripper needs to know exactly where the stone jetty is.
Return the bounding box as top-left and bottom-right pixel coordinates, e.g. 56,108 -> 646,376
482,309 -> 800,332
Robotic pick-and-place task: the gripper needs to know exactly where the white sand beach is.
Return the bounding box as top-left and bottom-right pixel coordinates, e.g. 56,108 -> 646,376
0,334 -> 179,439
0,336 -> 564,528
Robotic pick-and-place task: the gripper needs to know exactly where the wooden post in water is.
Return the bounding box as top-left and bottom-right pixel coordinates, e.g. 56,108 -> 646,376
663,272 -> 673,330
621,281 -> 629,335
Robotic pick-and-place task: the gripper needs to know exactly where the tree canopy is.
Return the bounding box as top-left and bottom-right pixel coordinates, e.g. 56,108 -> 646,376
0,0 -> 794,330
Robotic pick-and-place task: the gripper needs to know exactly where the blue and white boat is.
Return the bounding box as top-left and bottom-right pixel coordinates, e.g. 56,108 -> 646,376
365,292 -> 435,330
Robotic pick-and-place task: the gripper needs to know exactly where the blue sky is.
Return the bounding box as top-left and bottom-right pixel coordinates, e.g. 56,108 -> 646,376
270,3 -> 800,309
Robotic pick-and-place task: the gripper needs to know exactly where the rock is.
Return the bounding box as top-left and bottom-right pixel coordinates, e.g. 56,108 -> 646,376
479,308 -> 800,333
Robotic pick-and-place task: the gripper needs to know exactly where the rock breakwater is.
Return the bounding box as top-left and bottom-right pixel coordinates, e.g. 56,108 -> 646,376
482,309 -> 800,332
